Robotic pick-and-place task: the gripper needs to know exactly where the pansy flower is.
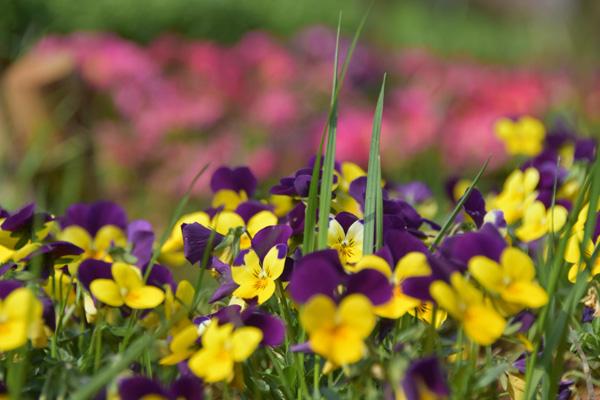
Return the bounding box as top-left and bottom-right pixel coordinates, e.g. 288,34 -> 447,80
394,181 -> 438,219
159,212 -> 211,267
495,116 -> 545,157
564,206 -> 600,282
188,318 -> 262,383
210,166 -> 257,211
327,212 -> 363,268
231,244 -> 287,304
487,168 -> 539,225
300,293 -> 375,367
89,262 -> 165,309
0,281 -> 43,352
468,247 -> 548,314
515,200 -> 567,243
430,273 -> 506,345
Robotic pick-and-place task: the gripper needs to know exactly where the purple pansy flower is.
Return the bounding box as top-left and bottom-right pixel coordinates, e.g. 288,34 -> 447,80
181,223 -> 224,265
401,357 -> 449,400
118,375 -> 203,400
60,201 -> 127,236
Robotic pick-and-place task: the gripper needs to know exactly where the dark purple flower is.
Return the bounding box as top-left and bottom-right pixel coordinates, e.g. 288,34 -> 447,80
287,202 -> 306,235
346,269 -> 392,305
40,295 -> 56,330
251,225 -> 292,263
210,166 -> 257,197
242,308 -> 286,346
582,306 -> 595,323
235,201 -> 273,224
181,223 -> 223,265
61,201 -> 127,236
143,263 -> 175,290
21,241 -> 84,277
401,357 -> 449,400
557,380 -> 573,400
209,257 -> 238,303
334,212 -> 360,233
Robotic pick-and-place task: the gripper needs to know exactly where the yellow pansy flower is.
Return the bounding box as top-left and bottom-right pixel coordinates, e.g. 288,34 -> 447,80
468,247 -> 548,313
495,116 -> 545,156
328,218 -> 363,267
0,287 -> 43,352
515,201 -> 567,242
231,245 -> 286,304
430,273 -> 506,345
188,319 -> 262,383
488,168 -> 540,225
300,294 -> 375,366
90,262 -> 165,309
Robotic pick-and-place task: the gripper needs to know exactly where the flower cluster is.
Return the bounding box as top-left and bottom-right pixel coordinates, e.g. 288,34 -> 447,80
0,115 -> 598,399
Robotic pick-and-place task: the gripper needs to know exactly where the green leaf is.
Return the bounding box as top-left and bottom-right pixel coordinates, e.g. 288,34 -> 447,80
363,75 -> 386,255
429,157 -> 490,251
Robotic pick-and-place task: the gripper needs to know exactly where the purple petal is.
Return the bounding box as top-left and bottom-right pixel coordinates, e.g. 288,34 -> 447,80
335,212 -> 359,233
235,201 -> 273,223
349,176 -> 367,208
574,138 -> 596,162
0,280 -> 23,299
210,166 -> 257,197
170,376 -> 204,400
290,342 -> 312,353
127,220 -> 155,267
402,357 -> 449,400
463,188 -> 486,228
144,263 -> 174,290
251,225 -> 292,262
346,269 -> 392,305
242,310 -> 286,346
182,223 -> 223,265
440,223 -> 506,270
288,249 -> 345,304
118,376 -> 167,400
383,230 -> 428,266
401,276 -> 434,302
77,259 -> 112,291
61,201 -> 127,236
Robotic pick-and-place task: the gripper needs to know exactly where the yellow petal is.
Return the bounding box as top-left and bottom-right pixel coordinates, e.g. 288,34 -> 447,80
231,326 -> 263,361
189,348 -> 234,383
212,211 -> 245,236
212,189 -> 246,211
247,211 -> 278,237
450,273 -> 483,305
256,279 -> 276,305
330,327 -> 365,365
175,280 -> 195,308
125,286 -> 165,309
463,304 -> 506,345
93,225 -> 127,252
338,294 -> 375,338
430,280 -> 461,319
394,252 -> 431,282
57,226 -> 92,251
300,295 -> 336,334
90,279 -> 124,307
468,256 -> 504,294
263,245 -> 286,280
170,324 -> 199,353
327,219 -> 346,248
547,206 -> 567,233
355,255 -> 392,278
0,320 -> 28,351
500,247 -> 535,282
159,349 -> 195,366
112,262 -> 143,291
202,320 -> 233,349
4,287 -> 43,320
502,282 -> 548,308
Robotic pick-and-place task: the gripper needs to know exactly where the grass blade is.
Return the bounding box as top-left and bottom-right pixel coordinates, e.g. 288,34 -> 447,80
363,75 -> 386,255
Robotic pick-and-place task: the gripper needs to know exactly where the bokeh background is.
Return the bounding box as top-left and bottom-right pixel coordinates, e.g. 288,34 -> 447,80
1,0 -> 600,225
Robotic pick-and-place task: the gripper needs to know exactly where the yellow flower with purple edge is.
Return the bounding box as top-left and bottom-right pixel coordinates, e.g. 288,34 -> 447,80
495,116 -> 545,156
468,247 -> 548,313
89,262 -> 165,309
188,319 -> 262,383
430,273 -> 506,345
300,294 -> 375,366
231,244 -> 286,304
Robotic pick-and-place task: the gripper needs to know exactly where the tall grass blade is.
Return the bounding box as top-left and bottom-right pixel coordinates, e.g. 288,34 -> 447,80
363,75 -> 386,255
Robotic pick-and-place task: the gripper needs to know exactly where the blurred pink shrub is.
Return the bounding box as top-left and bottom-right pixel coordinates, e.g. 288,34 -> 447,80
32,28 -> 598,199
